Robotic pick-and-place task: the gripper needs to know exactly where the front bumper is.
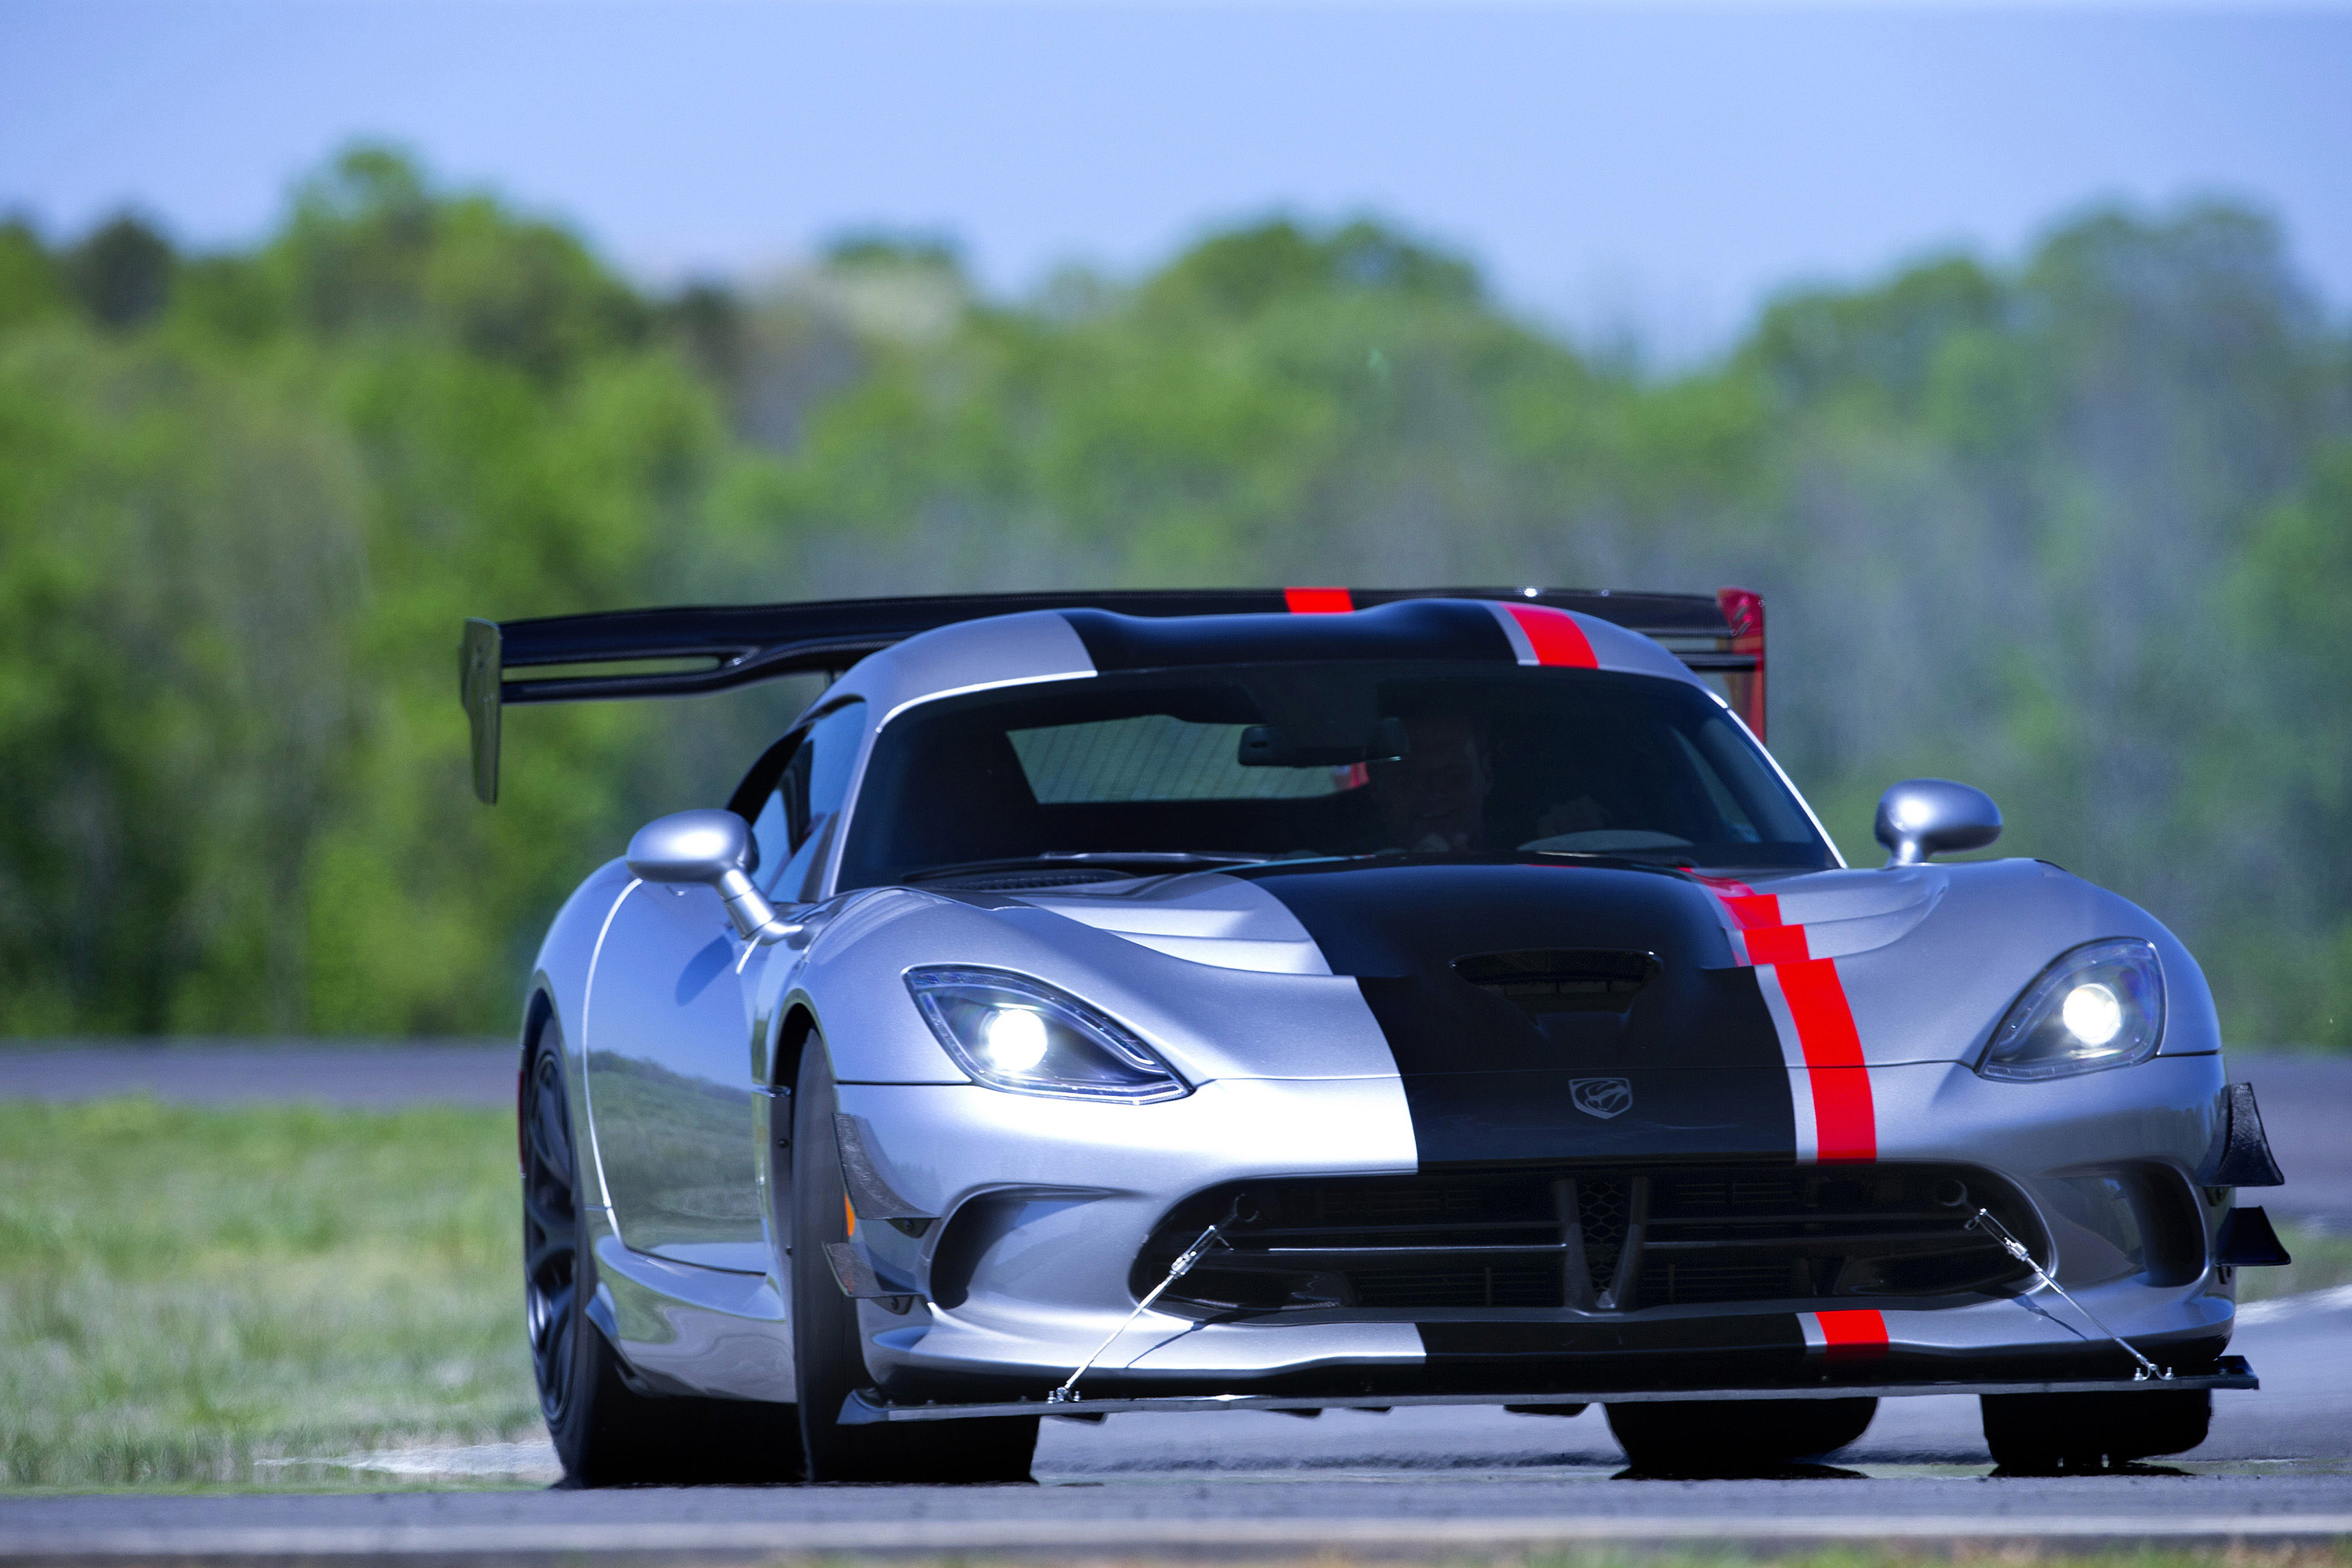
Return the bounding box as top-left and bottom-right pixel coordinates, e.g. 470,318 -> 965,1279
836,1053 -> 2234,1403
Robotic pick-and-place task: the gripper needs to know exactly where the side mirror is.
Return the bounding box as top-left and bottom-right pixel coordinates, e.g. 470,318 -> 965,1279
626,810 -> 796,943
1874,779 -> 2002,867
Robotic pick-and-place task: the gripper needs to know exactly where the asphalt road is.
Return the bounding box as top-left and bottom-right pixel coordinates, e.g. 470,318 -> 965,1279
0,1040 -> 517,1109
4,1471 -> 2350,1558
3,1044 -> 2347,1555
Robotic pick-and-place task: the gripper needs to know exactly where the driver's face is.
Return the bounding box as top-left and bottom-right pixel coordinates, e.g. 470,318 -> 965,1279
1370,713 -> 1491,851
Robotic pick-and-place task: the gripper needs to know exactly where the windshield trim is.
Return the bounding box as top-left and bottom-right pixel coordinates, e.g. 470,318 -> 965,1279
1707,688 -> 1846,870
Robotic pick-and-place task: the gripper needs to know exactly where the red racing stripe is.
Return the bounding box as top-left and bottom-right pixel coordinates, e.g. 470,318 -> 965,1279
1742,924 -> 1809,966
1504,604 -> 1598,666
1702,884 -> 1878,1164
1284,586 -> 1354,614
1813,1308 -> 1889,1361
1775,958 -> 1875,1162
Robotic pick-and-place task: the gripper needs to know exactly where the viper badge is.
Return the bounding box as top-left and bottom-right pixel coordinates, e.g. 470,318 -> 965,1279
1570,1077 -> 1633,1120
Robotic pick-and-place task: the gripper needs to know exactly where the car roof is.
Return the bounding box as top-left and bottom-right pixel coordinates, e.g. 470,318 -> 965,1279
821,599 -> 1708,729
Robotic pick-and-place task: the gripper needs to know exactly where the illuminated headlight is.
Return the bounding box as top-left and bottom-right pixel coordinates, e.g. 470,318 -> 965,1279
905,967 -> 1189,1103
1979,938 -> 2165,1081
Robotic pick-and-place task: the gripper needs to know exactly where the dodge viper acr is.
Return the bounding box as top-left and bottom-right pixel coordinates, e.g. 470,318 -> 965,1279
463,586 -> 2289,1485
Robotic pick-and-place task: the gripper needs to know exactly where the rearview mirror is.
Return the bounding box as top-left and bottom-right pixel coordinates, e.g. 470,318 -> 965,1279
1239,715 -> 1410,768
626,810 -> 795,943
1874,779 -> 2002,867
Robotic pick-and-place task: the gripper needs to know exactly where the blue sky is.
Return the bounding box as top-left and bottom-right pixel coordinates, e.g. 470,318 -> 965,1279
7,2 -> 2350,357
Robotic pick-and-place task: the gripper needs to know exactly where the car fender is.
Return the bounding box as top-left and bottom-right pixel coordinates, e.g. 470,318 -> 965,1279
1765,858 -> 2221,1068
529,857 -> 640,1207
781,884 -> 1397,1088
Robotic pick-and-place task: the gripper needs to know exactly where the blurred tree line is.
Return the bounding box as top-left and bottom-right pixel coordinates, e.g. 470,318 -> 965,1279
2,147 -> 2347,1044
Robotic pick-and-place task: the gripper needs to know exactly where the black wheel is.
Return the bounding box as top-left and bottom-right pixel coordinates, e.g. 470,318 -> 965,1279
1981,1390 -> 2210,1473
791,1043 -> 1038,1482
1606,1398 -> 1878,1474
522,1019 -> 804,1486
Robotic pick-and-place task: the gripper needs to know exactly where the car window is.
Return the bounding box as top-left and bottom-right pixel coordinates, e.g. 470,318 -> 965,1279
1012,714 -> 1358,803
837,666 -> 1831,889
747,775 -> 793,880
757,700 -> 866,903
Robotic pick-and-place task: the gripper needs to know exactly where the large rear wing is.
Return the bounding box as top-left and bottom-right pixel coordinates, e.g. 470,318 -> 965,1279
460,586 -> 1764,803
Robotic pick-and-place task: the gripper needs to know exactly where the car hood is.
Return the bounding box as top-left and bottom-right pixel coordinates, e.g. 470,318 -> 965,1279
1013,852 -> 1942,981
1007,851 -> 2193,1077
801,851 -> 2210,1164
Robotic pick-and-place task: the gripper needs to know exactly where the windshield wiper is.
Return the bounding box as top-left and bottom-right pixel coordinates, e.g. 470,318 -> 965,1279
903,851 -> 1269,884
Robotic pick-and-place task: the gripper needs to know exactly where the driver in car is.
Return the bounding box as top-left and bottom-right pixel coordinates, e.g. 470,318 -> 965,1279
1369,710 -> 1493,853
1368,709 -> 1604,853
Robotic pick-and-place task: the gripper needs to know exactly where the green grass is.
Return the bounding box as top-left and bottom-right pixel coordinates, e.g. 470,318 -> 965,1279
0,1098 -> 539,1488
2241,1221 -> 2352,1304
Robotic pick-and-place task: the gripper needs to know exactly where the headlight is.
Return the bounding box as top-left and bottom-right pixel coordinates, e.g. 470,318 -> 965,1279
1979,938 -> 2165,1081
905,967 -> 1189,1103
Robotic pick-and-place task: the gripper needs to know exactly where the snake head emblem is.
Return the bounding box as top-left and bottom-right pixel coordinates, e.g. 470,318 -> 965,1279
1570,1076 -> 1633,1120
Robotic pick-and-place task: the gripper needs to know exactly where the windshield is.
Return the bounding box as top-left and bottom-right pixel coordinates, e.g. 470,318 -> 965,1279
837,664 -> 1832,889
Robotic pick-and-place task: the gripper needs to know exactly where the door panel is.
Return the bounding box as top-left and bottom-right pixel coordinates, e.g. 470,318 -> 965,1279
585,880 -> 768,1272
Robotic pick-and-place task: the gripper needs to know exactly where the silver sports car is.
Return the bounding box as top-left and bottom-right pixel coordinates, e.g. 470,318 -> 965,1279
464,586 -> 2289,1486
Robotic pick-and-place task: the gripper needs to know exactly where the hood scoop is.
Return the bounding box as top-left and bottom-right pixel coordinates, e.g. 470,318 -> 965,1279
1453,949 -> 1661,1020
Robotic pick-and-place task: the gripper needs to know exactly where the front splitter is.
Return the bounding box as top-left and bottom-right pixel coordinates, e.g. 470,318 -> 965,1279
842,1355 -> 2256,1423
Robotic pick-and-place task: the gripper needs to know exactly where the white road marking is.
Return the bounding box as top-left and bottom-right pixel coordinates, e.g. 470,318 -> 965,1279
260,1442 -> 561,1480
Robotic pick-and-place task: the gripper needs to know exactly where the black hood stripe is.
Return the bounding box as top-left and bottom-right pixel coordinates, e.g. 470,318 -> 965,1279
1236,858 -> 1799,1170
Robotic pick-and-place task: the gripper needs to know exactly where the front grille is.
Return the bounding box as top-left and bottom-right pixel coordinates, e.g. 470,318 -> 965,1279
1135,1163 -> 2038,1318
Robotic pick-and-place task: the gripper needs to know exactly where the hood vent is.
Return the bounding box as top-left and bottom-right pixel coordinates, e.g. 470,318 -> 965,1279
1453,949 -> 1660,1020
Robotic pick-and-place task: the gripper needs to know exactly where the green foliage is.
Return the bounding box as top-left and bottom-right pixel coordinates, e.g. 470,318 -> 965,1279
1142,217 -> 1483,319
0,1099 -> 533,1486
0,147 -> 746,1035
0,220 -> 71,331
2,145 -> 2348,1042
64,215 -> 176,330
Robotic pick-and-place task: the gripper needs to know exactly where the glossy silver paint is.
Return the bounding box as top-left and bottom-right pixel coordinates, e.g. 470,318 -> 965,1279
626,808 -> 797,944
1875,778 -> 2005,866
521,607 -> 2248,1410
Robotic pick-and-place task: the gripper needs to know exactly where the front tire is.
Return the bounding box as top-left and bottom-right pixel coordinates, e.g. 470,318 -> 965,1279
1981,1390 -> 2210,1472
523,1018 -> 804,1486
791,1042 -> 1038,1482
1605,1398 -> 1878,1474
